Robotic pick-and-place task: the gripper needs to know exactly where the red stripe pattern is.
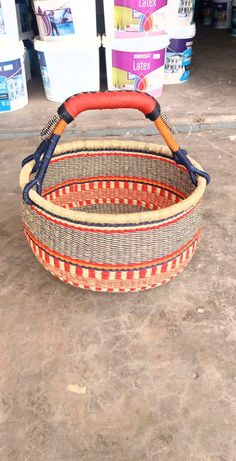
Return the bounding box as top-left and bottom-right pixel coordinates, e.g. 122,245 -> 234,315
25,229 -> 201,292
22,147 -> 202,292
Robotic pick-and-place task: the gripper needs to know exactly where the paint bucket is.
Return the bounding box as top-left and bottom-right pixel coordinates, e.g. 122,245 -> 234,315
0,0 -> 19,41
34,36 -> 100,102
164,23 -> 196,85
15,0 -> 34,40
103,34 -> 169,98
167,0 -> 195,27
231,0 -> 236,35
213,0 -> 232,28
32,0 -> 97,41
0,40 -> 28,112
103,0 -> 168,39
202,0 -> 213,25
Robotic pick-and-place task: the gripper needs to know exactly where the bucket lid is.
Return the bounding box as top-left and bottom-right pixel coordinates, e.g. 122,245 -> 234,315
0,39 -> 24,56
166,23 -> 196,39
102,34 -> 169,52
34,35 -> 101,52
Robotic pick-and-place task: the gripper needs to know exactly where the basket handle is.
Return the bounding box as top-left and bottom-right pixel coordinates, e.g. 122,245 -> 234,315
58,91 -> 179,153
22,91 -> 211,205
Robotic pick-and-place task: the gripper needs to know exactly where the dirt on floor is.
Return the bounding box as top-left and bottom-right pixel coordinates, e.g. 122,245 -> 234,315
0,128 -> 236,460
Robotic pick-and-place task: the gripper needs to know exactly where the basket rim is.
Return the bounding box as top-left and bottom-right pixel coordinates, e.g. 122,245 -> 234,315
20,139 -> 207,225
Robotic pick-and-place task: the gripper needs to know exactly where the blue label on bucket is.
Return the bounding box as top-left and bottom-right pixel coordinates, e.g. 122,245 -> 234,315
38,51 -> 51,89
0,76 -> 10,111
36,7 -> 75,37
178,0 -> 195,18
0,58 -> 24,112
165,37 -> 193,83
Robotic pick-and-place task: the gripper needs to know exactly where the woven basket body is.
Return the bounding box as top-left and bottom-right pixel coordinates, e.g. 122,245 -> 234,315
21,139 -> 206,292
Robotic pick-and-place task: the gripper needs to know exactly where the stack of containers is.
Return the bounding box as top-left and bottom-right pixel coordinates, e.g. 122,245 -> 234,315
201,0 -> 232,30
164,0 -> 196,84
32,0 -> 100,102
103,1 -> 170,97
0,0 -> 28,112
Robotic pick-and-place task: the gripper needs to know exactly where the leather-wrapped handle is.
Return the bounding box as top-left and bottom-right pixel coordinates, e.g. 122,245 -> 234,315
58,91 -> 160,123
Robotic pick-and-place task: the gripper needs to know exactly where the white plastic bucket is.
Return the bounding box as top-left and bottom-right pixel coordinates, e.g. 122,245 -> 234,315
213,0 -> 232,28
167,0 -> 195,27
0,0 -> 19,41
103,34 -> 169,98
34,37 -> 100,102
103,0 -> 168,39
16,0 -> 34,40
0,40 -> 28,112
232,0 -> 236,36
33,0 -> 97,41
202,0 -> 213,25
164,23 -> 196,85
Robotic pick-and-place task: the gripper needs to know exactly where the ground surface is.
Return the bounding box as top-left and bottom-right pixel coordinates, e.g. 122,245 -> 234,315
1,22 -> 236,461
0,127 -> 236,460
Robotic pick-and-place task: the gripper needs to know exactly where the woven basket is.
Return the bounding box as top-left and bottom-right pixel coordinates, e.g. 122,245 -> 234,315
20,91 -> 210,292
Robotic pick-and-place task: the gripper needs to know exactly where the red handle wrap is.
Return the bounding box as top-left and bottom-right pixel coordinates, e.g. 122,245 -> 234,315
63,91 -> 158,120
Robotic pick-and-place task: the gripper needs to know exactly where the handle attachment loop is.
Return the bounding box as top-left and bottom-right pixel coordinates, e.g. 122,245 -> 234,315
173,149 -> 211,187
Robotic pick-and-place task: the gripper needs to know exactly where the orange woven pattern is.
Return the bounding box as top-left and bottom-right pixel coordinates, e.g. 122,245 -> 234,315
42,178 -> 186,211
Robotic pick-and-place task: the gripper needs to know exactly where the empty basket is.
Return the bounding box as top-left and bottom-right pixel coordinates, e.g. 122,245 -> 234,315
20,91 -> 210,292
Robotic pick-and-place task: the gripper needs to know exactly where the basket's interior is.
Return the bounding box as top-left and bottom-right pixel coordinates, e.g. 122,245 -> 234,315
41,147 -> 196,214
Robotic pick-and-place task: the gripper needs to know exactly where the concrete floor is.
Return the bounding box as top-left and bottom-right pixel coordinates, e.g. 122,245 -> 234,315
0,127 -> 236,460
1,23 -> 236,461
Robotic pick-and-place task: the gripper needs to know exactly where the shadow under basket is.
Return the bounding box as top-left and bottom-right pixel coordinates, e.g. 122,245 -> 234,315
21,139 -> 207,292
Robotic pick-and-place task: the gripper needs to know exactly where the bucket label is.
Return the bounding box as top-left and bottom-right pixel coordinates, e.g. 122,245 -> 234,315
232,5 -> 236,34
38,51 -> 51,91
165,38 -> 193,84
0,0 -> 6,35
202,0 -> 213,24
178,0 -> 195,19
36,5 -> 75,37
0,58 -> 25,111
213,2 -> 228,26
114,0 -> 167,37
112,48 -> 165,97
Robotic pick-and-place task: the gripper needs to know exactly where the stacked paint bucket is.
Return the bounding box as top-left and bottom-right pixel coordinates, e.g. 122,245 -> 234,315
102,0 -> 197,95
201,0 -> 233,33
103,1 -> 170,97
0,0 -> 28,112
32,0 -> 100,102
164,0 -> 196,85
